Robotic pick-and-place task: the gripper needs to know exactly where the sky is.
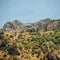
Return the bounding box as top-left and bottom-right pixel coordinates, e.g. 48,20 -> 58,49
0,0 -> 60,28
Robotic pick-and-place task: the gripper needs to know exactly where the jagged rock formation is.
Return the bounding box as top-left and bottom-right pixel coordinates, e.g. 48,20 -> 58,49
1,18 -> 60,33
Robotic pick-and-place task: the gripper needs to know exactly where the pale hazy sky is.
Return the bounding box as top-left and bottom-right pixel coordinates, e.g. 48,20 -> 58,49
0,0 -> 60,28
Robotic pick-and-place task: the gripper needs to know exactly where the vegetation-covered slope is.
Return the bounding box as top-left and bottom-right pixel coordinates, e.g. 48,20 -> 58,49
0,18 -> 60,60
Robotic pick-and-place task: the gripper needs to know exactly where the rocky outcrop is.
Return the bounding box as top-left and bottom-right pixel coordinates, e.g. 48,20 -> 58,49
47,50 -> 60,60
1,18 -> 60,33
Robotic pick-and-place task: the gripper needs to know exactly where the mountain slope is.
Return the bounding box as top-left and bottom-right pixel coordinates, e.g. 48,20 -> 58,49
0,18 -> 60,60
1,18 -> 60,33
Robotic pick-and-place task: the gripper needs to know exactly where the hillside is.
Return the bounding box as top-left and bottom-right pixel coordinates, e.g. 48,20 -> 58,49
1,18 -> 60,33
0,18 -> 60,60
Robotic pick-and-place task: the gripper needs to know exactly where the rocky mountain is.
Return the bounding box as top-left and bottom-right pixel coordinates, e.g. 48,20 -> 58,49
0,18 -> 60,60
1,18 -> 60,33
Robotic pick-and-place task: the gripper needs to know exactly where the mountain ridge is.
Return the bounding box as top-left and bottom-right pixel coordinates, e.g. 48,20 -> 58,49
0,18 -> 60,33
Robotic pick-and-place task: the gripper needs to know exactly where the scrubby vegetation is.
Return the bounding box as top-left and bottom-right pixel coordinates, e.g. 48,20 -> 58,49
0,30 -> 60,60
0,19 -> 60,60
